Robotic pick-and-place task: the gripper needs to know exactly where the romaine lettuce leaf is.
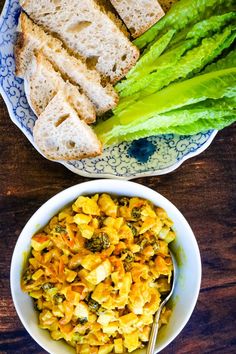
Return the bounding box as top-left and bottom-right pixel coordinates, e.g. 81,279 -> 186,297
186,12 -> 236,40
96,97 -> 236,145
117,116 -> 236,142
202,49 -> 236,74
167,11 -> 236,49
95,68 -> 236,140
118,13 -> 236,96
117,35 -> 197,95
126,30 -> 176,79
118,26 -> 236,98
119,68 -> 236,124
134,0 -> 236,49
116,30 -> 175,93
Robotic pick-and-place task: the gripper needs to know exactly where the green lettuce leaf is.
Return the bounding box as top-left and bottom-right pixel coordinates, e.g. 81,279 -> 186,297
134,0 -> 236,50
94,68 -> 236,140
97,97 -> 236,145
167,11 -> 236,50
126,30 -> 175,79
118,116 -> 236,142
115,47 -> 236,115
118,26 -> 236,98
186,12 -> 236,40
202,49 -> 236,74
117,35 -> 198,95
116,29 -> 175,93
118,68 -> 236,124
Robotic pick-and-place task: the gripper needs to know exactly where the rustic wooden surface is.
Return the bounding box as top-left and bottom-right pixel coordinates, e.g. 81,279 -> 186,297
0,2 -> 236,354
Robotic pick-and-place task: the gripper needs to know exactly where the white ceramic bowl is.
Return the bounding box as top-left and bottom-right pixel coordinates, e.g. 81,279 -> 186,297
10,180 -> 201,354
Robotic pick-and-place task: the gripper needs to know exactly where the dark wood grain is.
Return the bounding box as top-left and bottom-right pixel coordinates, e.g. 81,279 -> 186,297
0,1 -> 236,353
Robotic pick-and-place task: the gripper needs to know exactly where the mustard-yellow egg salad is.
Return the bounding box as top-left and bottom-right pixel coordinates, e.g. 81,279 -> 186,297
22,194 -> 175,354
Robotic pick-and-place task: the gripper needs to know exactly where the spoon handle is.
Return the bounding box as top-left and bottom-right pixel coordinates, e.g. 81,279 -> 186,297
146,308 -> 162,354
147,251 -> 177,354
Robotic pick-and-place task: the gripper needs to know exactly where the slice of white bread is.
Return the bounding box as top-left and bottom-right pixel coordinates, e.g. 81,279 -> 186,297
25,52 -> 96,124
15,13 -> 118,115
19,0 -> 140,83
110,0 -> 165,38
33,91 -> 102,160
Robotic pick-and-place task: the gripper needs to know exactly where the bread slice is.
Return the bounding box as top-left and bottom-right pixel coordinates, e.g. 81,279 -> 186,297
19,0 -> 140,83
15,13 -> 118,115
110,0 -> 165,38
33,91 -> 102,160
25,52 -> 96,123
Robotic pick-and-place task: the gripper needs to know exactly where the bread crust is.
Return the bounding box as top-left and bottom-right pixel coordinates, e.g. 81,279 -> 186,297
38,140 -> 102,160
42,147 -> 102,161
14,31 -> 27,76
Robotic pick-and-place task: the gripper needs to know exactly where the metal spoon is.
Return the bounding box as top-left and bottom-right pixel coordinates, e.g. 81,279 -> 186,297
147,251 -> 177,354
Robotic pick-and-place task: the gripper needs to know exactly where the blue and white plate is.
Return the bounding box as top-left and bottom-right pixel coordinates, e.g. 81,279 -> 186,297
0,0 -> 217,179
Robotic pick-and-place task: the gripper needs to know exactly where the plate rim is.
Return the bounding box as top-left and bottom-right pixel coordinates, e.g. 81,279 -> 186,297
0,0 -> 218,180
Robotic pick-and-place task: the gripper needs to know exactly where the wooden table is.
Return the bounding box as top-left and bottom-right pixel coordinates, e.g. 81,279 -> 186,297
0,3 -> 236,354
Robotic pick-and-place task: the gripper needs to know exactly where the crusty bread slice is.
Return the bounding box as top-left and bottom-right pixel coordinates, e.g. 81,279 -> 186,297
110,0 -> 165,38
25,52 -> 96,123
33,91 -> 102,160
15,13 -> 118,115
20,0 -> 140,83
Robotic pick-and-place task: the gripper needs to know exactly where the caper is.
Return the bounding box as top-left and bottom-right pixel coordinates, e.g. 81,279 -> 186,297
131,207 -> 141,220
127,223 -> 138,236
54,225 -> 66,233
119,197 -> 130,206
121,249 -> 134,262
97,216 -> 106,228
53,293 -> 66,304
87,298 -> 100,313
77,317 -> 88,325
85,233 -> 110,252
23,269 -> 32,282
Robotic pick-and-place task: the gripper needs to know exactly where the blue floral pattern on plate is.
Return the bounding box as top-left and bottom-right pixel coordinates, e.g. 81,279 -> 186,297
0,0 -> 217,179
